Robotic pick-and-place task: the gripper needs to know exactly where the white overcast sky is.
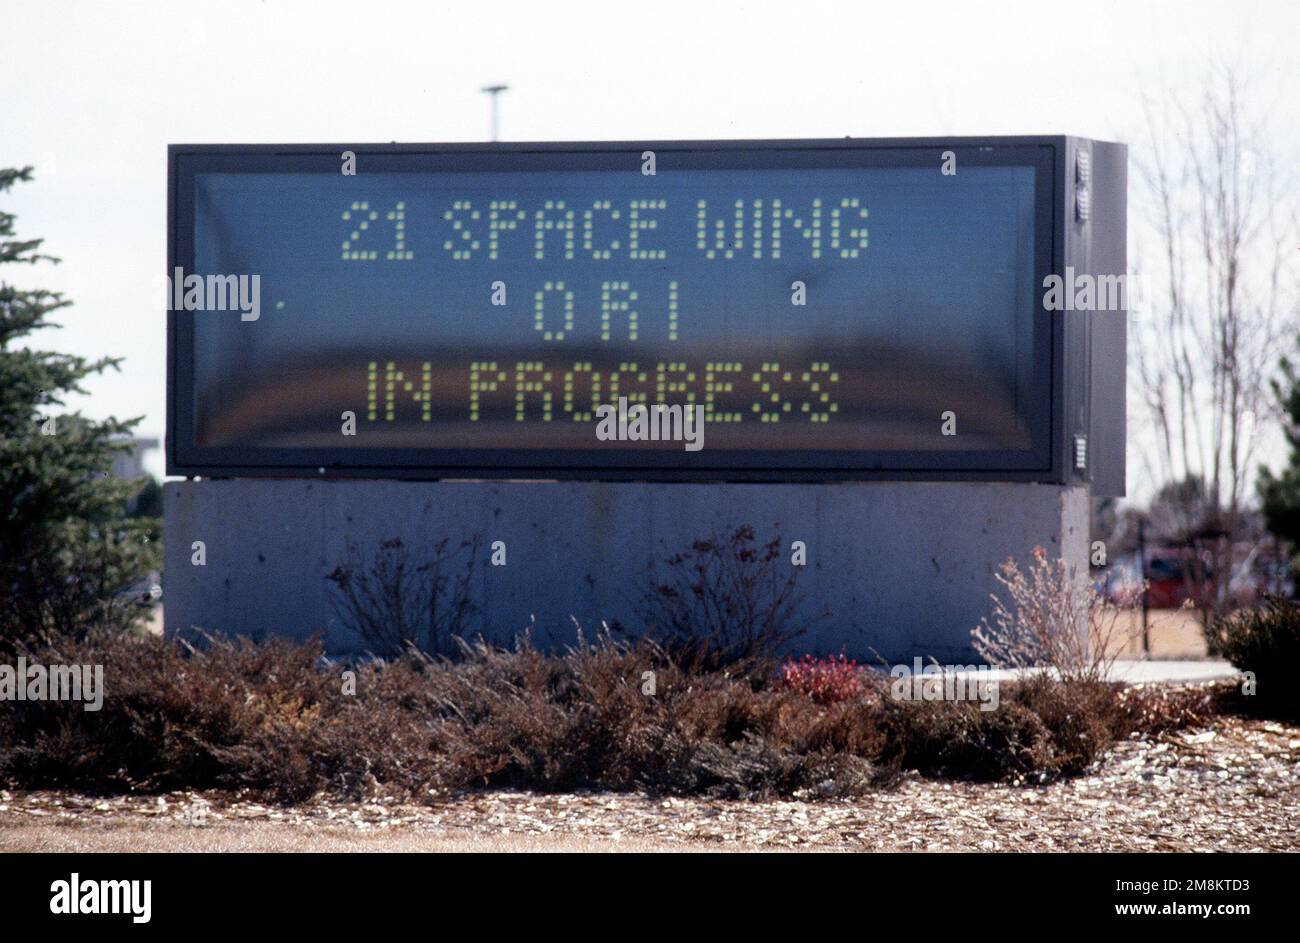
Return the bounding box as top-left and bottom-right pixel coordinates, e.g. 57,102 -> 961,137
2,0 -> 1297,485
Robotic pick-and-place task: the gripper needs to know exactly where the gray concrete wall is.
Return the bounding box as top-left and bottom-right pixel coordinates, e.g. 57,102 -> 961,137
163,480 -> 1089,662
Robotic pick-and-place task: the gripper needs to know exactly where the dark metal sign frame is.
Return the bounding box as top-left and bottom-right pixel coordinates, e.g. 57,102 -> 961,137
167,137 -> 1124,488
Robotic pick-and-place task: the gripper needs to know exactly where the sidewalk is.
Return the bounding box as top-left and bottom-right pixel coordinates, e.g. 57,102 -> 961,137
938,660 -> 1239,684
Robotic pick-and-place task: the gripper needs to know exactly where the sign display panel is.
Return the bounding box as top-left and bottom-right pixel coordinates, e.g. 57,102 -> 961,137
169,141 -> 1057,477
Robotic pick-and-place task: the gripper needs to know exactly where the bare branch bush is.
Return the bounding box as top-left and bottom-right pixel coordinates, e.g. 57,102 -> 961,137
972,547 -> 1141,684
326,536 -> 479,658
636,525 -> 820,675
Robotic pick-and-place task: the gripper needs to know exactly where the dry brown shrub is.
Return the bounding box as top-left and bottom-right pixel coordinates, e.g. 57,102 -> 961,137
972,546 -> 1138,684
1,625 -> 1224,801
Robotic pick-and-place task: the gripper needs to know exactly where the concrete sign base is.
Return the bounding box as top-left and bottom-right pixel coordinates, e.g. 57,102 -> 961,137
164,480 -> 1089,662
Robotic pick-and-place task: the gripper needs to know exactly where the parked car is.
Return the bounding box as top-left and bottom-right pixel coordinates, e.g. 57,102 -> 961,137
1228,550 -> 1297,606
1095,554 -> 1143,603
1145,549 -> 1218,608
1096,549 -> 1214,609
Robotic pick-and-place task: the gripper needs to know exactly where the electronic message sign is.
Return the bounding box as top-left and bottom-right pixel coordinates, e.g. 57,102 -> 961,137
167,138 -> 1125,485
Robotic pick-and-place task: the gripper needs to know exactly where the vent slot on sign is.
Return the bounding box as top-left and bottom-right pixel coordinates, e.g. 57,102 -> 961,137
1076,149 -> 1091,185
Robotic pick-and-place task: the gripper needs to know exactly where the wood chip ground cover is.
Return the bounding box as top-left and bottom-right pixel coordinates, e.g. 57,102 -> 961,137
1,715 -> 1294,852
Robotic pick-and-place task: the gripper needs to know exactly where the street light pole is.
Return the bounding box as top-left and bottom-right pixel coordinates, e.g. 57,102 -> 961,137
1137,516 -> 1150,657
481,84 -> 509,142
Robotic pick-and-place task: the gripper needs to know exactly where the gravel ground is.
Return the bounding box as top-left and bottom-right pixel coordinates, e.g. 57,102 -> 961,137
1,715 -> 1296,852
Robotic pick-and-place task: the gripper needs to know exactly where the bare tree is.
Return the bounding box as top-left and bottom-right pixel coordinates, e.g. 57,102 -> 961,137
1131,62 -> 1298,613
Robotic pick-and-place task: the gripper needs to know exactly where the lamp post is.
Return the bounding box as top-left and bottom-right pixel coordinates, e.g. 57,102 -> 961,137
1137,515 -> 1150,656
481,84 -> 509,142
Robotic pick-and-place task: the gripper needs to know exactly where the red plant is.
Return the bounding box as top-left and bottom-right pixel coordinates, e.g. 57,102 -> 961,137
779,653 -> 865,705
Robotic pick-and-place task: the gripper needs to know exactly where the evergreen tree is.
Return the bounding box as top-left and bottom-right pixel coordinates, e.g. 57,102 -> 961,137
1259,333 -> 1300,557
0,166 -> 160,648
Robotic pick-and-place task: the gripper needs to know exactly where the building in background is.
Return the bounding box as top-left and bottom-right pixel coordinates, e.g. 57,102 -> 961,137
110,435 -> 159,482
